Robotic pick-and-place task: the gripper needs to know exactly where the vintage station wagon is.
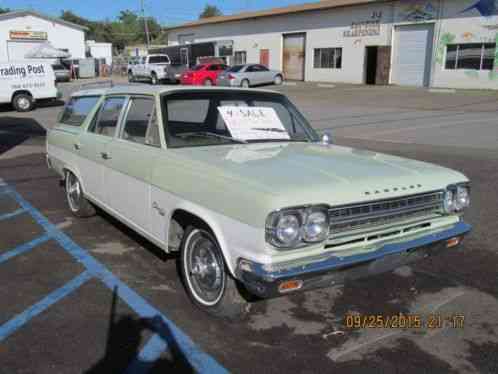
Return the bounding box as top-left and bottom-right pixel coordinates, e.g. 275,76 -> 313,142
46,85 -> 471,318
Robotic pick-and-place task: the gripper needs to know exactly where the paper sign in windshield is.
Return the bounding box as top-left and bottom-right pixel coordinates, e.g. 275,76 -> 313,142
218,106 -> 290,141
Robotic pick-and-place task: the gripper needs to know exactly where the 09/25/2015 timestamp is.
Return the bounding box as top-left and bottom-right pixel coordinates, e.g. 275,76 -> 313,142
344,313 -> 465,329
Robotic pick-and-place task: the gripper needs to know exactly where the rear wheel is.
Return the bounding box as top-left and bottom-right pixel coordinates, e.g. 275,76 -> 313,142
12,93 -> 34,112
241,79 -> 250,88
151,72 -> 158,85
65,171 -> 96,218
179,226 -> 248,320
203,78 -> 213,86
128,71 -> 134,82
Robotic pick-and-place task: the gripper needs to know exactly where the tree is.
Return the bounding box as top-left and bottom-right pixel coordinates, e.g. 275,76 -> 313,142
0,7 -> 11,14
199,4 -> 223,19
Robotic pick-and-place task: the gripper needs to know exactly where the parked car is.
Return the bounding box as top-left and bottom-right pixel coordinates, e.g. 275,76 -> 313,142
0,60 -> 61,112
180,63 -> 228,86
128,54 -> 186,84
217,64 -> 284,87
46,85 -> 471,318
52,63 -> 71,82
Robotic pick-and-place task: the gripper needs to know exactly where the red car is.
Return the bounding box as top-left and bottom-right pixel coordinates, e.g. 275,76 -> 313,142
180,63 -> 228,86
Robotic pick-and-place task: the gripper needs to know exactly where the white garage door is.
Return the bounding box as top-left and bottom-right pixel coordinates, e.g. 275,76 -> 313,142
393,24 -> 434,87
7,41 -> 43,61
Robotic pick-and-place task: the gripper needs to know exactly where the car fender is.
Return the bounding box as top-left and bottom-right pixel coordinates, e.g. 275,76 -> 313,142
167,199 -> 238,276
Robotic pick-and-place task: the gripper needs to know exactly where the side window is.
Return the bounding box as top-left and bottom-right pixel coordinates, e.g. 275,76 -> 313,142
257,64 -> 269,71
207,65 -> 219,71
121,97 -> 155,145
246,65 -> 255,72
219,64 -> 228,70
59,96 -> 100,126
88,97 -> 126,137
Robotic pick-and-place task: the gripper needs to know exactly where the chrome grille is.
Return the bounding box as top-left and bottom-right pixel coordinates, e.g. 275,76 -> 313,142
328,191 -> 444,235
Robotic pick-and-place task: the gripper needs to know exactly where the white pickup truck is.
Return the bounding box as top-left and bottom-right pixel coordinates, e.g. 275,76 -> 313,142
127,54 -> 186,84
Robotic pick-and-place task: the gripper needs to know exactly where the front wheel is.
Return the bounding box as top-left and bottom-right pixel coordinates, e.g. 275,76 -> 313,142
13,93 -> 34,112
128,71 -> 134,82
65,171 -> 96,217
274,75 -> 283,85
179,226 -> 248,319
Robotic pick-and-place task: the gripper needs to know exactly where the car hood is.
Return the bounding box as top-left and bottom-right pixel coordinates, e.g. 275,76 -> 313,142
170,142 -> 467,210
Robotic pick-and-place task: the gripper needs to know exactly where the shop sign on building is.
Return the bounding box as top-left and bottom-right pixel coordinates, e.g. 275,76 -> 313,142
9,30 -> 48,40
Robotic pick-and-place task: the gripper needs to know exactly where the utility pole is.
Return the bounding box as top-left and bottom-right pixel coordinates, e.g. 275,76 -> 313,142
140,0 -> 151,48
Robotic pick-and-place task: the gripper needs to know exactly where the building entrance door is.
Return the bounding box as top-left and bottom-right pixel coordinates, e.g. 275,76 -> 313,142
260,49 -> 269,67
283,33 -> 306,81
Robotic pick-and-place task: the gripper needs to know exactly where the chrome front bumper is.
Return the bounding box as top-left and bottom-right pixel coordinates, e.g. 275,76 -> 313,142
236,221 -> 471,298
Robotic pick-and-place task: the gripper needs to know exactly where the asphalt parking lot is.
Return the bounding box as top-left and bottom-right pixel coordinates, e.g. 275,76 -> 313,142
1,78 -> 497,373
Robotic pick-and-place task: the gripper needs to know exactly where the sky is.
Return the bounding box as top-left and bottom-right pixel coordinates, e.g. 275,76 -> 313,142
0,0 -> 314,25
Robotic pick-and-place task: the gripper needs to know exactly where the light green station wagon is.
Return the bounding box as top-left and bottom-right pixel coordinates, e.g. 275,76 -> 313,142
46,85 -> 471,318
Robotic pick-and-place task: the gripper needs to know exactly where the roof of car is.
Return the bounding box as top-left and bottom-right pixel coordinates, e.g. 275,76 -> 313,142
72,84 -> 281,98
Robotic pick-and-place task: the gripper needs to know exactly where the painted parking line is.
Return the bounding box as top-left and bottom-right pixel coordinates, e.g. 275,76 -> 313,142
0,233 -> 51,264
0,208 -> 26,221
0,271 -> 92,341
0,183 -> 227,374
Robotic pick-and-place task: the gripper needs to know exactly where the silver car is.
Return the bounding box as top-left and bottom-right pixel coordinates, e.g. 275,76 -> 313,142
217,64 -> 284,87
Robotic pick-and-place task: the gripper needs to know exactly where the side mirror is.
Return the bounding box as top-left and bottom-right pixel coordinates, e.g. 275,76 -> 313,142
321,131 -> 332,145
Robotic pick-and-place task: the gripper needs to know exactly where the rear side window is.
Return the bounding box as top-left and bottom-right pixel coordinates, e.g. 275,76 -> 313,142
88,97 -> 126,137
59,96 -> 100,126
121,97 -> 158,146
227,65 -> 244,72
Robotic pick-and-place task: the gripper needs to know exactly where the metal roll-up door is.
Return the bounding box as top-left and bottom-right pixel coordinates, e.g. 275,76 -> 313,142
283,33 -> 306,81
392,24 -> 434,87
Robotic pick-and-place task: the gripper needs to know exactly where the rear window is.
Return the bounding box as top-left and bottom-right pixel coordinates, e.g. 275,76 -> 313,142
149,55 -> 170,64
59,96 -> 100,126
227,65 -> 244,72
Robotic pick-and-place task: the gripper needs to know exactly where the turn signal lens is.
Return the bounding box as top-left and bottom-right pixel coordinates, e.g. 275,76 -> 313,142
446,237 -> 460,248
278,280 -> 303,293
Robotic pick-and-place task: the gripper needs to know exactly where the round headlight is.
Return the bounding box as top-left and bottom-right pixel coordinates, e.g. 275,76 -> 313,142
443,189 -> 455,213
303,210 -> 329,242
455,185 -> 470,211
275,213 -> 301,246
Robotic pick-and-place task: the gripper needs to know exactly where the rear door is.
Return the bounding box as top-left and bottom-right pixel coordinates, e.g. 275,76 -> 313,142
104,96 -> 161,232
77,96 -> 127,204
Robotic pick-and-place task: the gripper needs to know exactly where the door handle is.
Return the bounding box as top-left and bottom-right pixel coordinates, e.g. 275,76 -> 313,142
100,152 -> 111,160
73,143 -> 81,150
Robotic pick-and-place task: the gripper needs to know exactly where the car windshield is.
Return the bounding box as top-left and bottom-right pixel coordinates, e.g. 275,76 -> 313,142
227,65 -> 244,73
162,91 -> 319,148
191,64 -> 205,71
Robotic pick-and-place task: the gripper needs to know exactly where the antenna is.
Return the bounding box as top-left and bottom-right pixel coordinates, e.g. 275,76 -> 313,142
140,0 -> 151,48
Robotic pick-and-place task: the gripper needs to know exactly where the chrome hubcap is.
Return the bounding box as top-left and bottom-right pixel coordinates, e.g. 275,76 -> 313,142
66,173 -> 81,212
18,97 -> 30,110
187,233 -> 224,304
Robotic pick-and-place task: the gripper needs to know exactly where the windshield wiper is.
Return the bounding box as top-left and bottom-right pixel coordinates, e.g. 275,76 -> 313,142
176,132 -> 248,144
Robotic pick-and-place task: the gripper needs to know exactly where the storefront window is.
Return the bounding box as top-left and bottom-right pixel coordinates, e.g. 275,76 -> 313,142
313,48 -> 342,69
445,43 -> 496,71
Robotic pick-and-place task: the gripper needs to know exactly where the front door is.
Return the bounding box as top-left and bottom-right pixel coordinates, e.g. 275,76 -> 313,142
104,96 -> 161,233
77,96 -> 127,204
283,33 -> 306,81
260,49 -> 270,68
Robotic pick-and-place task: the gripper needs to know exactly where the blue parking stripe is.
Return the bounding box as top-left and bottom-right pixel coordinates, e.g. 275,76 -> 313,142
0,271 -> 92,342
124,334 -> 167,374
0,208 -> 26,221
6,187 -> 228,373
0,233 -> 51,264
